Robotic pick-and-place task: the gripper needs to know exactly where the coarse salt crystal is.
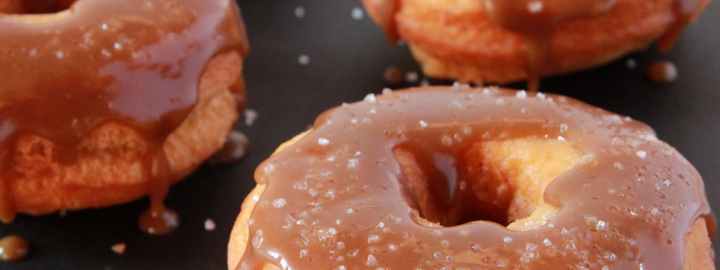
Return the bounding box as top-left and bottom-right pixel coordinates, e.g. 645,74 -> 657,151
272,198 -> 287,208
351,7 -> 364,20
527,0 -> 544,13
294,6 -> 306,18
405,71 -> 419,83
244,109 -> 258,126
419,120 -> 428,128
516,90 -> 527,99
298,54 -> 310,65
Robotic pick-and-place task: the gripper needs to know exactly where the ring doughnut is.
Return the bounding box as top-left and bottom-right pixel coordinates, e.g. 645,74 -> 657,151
229,87 -> 714,269
0,0 -> 249,234
363,0 -> 711,91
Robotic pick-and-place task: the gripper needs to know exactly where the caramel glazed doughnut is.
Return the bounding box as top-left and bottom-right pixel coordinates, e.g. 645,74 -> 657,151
363,0 -> 711,91
229,87 -> 715,269
0,0 -> 249,231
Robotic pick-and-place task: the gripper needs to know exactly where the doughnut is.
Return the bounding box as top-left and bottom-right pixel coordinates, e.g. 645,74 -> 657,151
228,87 -> 714,269
363,0 -> 711,91
0,0 -> 249,233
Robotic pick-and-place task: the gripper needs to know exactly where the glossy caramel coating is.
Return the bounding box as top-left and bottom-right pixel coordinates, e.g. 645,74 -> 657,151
0,0 -> 249,223
229,87 -> 713,269
364,0 -> 710,90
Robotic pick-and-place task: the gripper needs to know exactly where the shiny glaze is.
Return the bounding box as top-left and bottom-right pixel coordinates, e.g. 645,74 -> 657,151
658,0 -> 709,52
646,61 -> 679,83
0,0 -> 249,229
482,0 -> 706,91
236,87 -> 711,269
0,235 -> 29,262
482,0 -> 616,91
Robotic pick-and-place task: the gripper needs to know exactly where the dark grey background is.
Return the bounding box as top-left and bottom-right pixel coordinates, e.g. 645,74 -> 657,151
2,0 -> 718,269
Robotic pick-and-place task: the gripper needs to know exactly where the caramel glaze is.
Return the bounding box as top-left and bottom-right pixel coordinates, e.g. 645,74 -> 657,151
236,87 -> 712,269
658,0 -> 711,52
0,235 -> 29,262
482,0 -> 616,91
0,0 -> 249,232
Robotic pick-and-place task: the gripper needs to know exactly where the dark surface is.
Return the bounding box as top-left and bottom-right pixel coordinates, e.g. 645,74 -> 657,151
2,0 -> 718,269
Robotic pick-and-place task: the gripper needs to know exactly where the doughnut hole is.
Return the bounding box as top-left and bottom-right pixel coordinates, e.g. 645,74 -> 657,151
0,0 -> 76,14
396,138 -> 582,231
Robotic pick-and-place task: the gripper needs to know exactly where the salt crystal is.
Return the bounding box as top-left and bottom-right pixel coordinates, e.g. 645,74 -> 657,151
252,230 -> 264,248
294,6 -> 306,18
503,236 -> 513,244
318,137 -> 330,146
272,198 -> 287,208
204,219 -> 216,231
626,58 -> 637,69
516,90 -> 528,99
113,42 -> 123,51
405,71 -> 419,83
347,158 -> 359,169
543,238 -> 552,246
418,120 -> 428,128
55,50 -> 65,59
368,234 -> 381,244
364,93 -> 377,103
636,150 -> 647,159
613,162 -> 624,170
298,54 -> 311,65
559,123 -> 568,133
366,254 -> 378,266
348,249 -> 359,257
351,7 -> 365,20
527,0 -> 544,13
244,109 -> 258,126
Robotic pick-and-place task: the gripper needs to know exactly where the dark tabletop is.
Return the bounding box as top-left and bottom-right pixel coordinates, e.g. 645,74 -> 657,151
3,0 -> 718,269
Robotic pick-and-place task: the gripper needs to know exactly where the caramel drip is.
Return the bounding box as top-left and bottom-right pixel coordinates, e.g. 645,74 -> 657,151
236,87 -> 711,269
0,0 -> 248,229
658,0 -> 708,52
0,235 -> 29,262
483,0 -> 616,91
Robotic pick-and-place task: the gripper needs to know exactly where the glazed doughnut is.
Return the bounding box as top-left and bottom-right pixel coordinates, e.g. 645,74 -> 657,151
0,0 -> 249,232
229,87 -> 714,269
363,0 -> 711,91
